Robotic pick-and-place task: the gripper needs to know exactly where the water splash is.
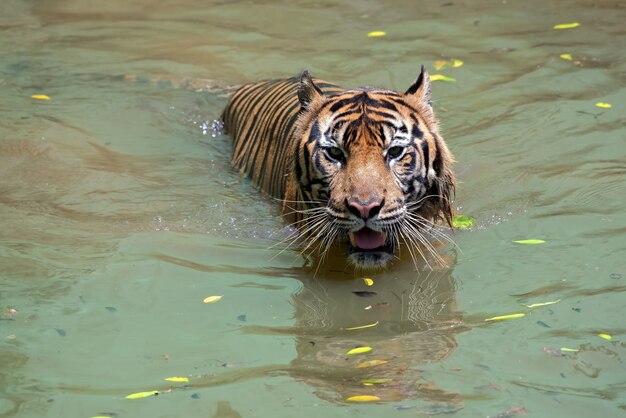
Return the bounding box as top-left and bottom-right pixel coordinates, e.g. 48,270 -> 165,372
201,119 -> 224,137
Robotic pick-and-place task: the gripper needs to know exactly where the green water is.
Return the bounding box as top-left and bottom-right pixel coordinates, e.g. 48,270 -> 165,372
1,0 -> 625,417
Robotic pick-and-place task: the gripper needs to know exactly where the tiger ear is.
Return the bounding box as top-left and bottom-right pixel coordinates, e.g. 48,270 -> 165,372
298,70 -> 324,110
405,64 -> 432,107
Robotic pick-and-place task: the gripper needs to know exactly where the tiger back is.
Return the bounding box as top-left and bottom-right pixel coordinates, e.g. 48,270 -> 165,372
222,76 -> 343,202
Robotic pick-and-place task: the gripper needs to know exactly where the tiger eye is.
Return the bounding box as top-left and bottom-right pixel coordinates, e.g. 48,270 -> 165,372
387,146 -> 404,158
326,147 -> 344,162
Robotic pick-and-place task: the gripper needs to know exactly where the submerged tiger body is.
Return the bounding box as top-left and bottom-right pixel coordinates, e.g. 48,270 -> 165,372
222,66 -> 456,269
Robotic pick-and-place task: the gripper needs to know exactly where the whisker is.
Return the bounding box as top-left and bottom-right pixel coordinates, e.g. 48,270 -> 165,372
398,225 -> 421,271
402,221 -> 445,267
269,196 -> 326,206
278,211 -> 327,232
268,215 -> 330,259
405,213 -> 460,252
404,194 -> 443,209
280,205 -> 328,218
314,227 -> 341,276
403,224 -> 435,270
299,221 -> 334,256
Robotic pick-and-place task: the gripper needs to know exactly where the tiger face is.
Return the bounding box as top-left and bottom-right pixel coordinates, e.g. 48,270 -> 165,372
290,66 -> 455,269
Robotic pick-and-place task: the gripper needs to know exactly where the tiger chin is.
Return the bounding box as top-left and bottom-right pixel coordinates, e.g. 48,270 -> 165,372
222,65 -> 456,270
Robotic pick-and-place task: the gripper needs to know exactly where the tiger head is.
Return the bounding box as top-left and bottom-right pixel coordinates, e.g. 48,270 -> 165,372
288,66 -> 456,270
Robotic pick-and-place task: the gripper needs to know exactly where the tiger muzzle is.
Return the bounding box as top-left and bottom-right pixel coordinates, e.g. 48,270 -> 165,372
344,197 -> 389,253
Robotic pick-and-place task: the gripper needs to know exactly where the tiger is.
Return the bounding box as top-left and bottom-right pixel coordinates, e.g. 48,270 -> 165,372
221,65 -> 456,270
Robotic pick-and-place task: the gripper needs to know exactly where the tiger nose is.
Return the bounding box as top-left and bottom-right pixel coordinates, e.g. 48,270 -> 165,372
346,198 -> 384,220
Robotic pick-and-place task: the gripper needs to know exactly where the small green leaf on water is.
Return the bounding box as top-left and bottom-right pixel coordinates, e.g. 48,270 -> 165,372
125,390 -> 159,399
598,333 -> 612,341
434,59 -> 463,70
485,313 -> 526,322
513,239 -> 545,245
595,102 -> 612,109
362,277 -> 374,286
361,378 -> 392,385
203,295 -> 223,304
452,214 -> 476,229
452,59 -> 464,68
346,395 -> 380,402
560,347 -> 580,352
345,321 -> 379,331
346,346 -> 373,355
430,74 -> 456,82
523,299 -> 561,308
164,376 -> 189,382
553,22 -> 580,29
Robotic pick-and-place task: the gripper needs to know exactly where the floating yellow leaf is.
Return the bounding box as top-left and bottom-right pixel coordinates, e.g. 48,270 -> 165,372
595,102 -> 612,109
367,31 -> 386,37
356,359 -> 388,368
523,299 -> 561,309
346,395 -> 381,402
434,60 -> 448,70
346,346 -> 373,355
430,74 -> 456,82
553,22 -> 580,30
452,59 -> 464,67
452,214 -> 476,229
203,295 -> 223,304
31,94 -> 51,100
164,376 -> 189,382
345,321 -> 379,331
560,347 -> 579,352
513,239 -> 545,245
125,390 -> 159,399
560,53 -> 573,61
362,277 -> 374,286
361,378 -> 392,385
485,313 -> 526,322
598,333 -> 612,341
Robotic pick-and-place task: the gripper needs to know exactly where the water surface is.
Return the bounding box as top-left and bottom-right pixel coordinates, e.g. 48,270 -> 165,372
1,0 -> 625,417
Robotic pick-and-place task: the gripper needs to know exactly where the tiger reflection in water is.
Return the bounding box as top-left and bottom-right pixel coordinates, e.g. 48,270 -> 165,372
278,255 -> 465,407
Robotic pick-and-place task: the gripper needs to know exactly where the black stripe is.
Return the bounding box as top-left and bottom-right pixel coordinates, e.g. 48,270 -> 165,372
239,81 -> 295,184
421,139 -> 430,175
364,96 -> 398,112
431,132 -> 442,175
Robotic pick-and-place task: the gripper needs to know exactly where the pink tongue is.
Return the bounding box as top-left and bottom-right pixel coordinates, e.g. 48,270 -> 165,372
353,228 -> 386,250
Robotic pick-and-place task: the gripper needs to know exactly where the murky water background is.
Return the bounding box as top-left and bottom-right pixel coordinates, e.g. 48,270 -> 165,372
1,0 -> 625,416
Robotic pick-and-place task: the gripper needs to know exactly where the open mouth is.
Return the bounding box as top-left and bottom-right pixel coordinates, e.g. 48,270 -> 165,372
347,227 -> 394,268
348,227 -> 387,250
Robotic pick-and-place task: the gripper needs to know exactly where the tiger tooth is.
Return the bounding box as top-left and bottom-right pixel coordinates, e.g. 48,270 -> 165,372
348,231 -> 356,246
